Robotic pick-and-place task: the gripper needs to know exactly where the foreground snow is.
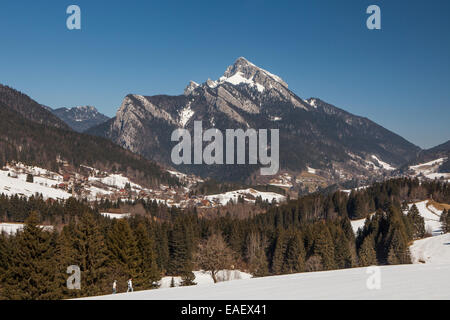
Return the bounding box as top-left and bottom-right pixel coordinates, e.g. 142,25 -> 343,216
159,270 -> 251,289
84,263 -> 450,300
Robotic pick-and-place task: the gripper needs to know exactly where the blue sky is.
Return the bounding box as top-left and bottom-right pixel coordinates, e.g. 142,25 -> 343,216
0,0 -> 449,148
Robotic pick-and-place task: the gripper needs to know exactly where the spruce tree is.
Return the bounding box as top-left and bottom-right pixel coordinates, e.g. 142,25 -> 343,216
2,211 -> 60,299
271,228 -> 286,274
313,226 -> 335,270
407,204 -> 425,239
134,223 -> 160,289
358,236 -> 377,266
283,231 -> 306,273
334,231 -> 353,269
107,219 -> 140,282
59,213 -> 109,297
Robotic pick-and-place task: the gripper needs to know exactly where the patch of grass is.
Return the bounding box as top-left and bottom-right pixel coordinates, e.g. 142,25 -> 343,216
427,199 -> 450,211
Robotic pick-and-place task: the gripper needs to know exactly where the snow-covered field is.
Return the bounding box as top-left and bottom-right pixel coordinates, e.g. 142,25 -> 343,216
205,188 -> 286,205
0,223 -> 54,235
409,157 -> 450,181
0,169 -> 71,200
85,263 -> 450,300
158,270 -> 252,289
410,233 -> 450,265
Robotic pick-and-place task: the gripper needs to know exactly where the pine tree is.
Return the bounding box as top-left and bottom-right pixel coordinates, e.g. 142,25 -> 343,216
59,213 -> 109,297
107,219 -> 140,282
134,223 -> 160,290
271,228 -> 286,274
2,211 -> 60,299
334,231 -> 353,269
283,231 -> 306,273
246,233 -> 268,277
313,226 -> 335,270
441,209 -> 449,233
407,204 -> 426,239
387,227 -> 411,265
168,221 -> 189,275
358,236 -> 377,266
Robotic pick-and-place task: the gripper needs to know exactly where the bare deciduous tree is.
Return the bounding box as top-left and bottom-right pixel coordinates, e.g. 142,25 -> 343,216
195,234 -> 236,283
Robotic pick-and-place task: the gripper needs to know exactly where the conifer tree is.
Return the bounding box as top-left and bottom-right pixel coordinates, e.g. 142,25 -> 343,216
134,223 -> 161,290
59,213 -> 110,297
358,236 -> 377,266
441,209 -> 449,233
313,226 -> 335,270
334,231 -> 353,269
407,204 -> 425,239
283,231 -> 306,273
387,227 -> 411,265
107,219 -> 140,282
2,211 -> 60,299
271,228 -> 286,274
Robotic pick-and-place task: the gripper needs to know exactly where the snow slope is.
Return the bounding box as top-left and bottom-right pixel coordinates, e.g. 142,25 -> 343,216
408,201 -> 443,236
159,270 -> 251,289
0,170 -> 71,200
205,188 -> 285,205
410,233 -> 450,265
85,263 -> 450,300
350,217 -> 367,234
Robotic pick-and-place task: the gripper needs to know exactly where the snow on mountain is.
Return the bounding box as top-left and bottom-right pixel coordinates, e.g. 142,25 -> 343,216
88,174 -> 142,191
370,155 -> 395,171
178,103 -> 195,127
51,105 -> 110,132
409,157 -> 449,181
205,188 -> 286,206
0,166 -> 71,200
219,72 -> 265,93
85,263 -> 450,300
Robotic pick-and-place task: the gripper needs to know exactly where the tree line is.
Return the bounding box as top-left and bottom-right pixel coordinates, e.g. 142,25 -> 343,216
0,178 -> 448,299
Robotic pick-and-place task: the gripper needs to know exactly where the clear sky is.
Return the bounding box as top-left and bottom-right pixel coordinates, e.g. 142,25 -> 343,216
0,0 -> 449,149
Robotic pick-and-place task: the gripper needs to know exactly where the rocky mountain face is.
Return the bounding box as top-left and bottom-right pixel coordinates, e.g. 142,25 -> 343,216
88,57 -> 421,185
51,106 -> 110,133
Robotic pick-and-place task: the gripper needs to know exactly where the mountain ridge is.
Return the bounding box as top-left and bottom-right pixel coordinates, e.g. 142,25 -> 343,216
87,57 -> 421,185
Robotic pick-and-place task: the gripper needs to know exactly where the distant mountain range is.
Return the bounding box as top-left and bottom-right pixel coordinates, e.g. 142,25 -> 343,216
1,58 -> 448,190
87,57 -> 422,184
49,105 -> 110,133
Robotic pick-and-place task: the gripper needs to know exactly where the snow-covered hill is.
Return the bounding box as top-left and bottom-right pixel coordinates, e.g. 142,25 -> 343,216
407,201 -> 443,236
205,188 -> 286,206
410,233 -> 450,265
85,263 -> 450,300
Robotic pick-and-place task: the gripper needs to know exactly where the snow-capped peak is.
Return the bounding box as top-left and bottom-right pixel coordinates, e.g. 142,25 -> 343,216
220,57 -> 288,90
